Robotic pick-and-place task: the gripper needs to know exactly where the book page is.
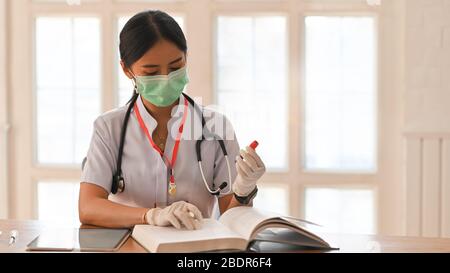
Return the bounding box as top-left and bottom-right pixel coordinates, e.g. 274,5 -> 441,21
132,219 -> 247,252
219,207 -> 279,240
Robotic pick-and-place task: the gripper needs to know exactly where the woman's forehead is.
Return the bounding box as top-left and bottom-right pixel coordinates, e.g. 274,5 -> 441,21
134,39 -> 185,67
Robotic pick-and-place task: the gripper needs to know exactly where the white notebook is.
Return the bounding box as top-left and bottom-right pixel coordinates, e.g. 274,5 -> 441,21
132,206 -> 335,253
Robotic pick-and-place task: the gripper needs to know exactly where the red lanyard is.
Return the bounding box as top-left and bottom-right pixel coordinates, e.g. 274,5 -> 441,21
133,97 -> 189,195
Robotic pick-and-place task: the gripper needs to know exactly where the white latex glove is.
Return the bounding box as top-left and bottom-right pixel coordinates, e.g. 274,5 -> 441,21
232,146 -> 266,197
145,201 -> 203,230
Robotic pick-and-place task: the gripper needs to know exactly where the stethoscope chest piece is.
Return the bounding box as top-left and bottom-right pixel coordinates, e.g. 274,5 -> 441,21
112,175 -> 125,194
118,178 -> 125,193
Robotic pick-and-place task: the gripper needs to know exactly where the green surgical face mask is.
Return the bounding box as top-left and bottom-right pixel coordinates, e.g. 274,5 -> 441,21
132,66 -> 189,107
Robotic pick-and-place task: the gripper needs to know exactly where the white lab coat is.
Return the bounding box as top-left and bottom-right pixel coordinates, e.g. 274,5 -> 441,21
81,94 -> 240,218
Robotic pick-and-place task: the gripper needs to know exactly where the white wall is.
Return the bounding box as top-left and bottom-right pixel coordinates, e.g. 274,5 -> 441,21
405,0 -> 450,132
0,0 -> 9,219
405,0 -> 450,237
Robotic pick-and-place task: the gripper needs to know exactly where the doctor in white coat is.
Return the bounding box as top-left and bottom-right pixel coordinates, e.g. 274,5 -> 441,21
78,10 -> 266,230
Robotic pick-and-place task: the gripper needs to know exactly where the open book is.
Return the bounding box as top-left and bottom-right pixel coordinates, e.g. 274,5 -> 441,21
132,206 -> 337,253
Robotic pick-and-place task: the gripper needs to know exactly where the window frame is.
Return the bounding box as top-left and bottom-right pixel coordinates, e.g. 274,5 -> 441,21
210,2 -> 383,233
212,11 -> 290,173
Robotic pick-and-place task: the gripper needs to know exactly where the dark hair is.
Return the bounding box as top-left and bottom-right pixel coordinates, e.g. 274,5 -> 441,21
119,10 -> 187,68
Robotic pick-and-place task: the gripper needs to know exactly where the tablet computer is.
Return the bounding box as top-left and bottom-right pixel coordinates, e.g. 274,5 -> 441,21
27,228 -> 131,252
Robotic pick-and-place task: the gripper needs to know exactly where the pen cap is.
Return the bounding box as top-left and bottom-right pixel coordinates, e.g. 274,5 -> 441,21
249,140 -> 259,150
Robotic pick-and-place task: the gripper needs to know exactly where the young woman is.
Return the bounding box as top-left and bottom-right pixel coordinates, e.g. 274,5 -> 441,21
79,10 -> 265,230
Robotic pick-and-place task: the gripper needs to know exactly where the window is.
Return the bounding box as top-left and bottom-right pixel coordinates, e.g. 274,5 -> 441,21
253,184 -> 289,215
305,187 -> 376,234
216,16 -> 288,171
38,181 -> 80,227
14,1 -> 386,235
304,16 -> 377,172
35,17 -> 101,165
117,16 -> 130,107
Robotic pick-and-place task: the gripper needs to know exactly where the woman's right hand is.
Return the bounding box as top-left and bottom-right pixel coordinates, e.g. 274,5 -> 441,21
145,201 -> 203,230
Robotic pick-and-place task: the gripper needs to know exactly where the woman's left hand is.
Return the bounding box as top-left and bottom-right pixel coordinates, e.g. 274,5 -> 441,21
232,146 -> 266,197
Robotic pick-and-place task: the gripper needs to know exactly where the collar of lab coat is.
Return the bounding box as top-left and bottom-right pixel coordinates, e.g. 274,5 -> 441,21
135,94 -> 187,137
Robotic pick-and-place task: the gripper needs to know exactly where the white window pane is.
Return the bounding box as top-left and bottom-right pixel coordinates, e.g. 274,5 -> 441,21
36,17 -> 101,165
253,185 -> 288,215
117,15 -> 185,106
38,181 -> 80,228
216,16 -> 288,170
74,18 -> 101,89
304,17 -> 377,172
305,188 -> 376,234
36,18 -> 71,88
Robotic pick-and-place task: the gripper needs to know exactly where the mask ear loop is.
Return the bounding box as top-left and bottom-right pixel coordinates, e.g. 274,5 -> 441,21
124,70 -> 139,105
130,71 -> 138,94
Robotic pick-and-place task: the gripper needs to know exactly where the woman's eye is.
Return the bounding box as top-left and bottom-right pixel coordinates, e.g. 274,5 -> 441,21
145,72 -> 159,76
142,67 -> 181,76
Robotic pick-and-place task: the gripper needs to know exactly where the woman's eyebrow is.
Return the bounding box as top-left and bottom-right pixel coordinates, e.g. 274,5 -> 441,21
168,57 -> 183,65
141,57 -> 183,68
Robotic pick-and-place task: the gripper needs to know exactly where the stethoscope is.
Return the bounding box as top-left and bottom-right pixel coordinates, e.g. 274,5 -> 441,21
110,92 -> 232,196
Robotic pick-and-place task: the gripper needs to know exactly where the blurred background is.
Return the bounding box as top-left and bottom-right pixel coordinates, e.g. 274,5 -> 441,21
0,0 -> 449,238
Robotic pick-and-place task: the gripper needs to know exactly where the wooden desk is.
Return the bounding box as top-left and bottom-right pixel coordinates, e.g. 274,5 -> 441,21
1,219 -> 450,253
